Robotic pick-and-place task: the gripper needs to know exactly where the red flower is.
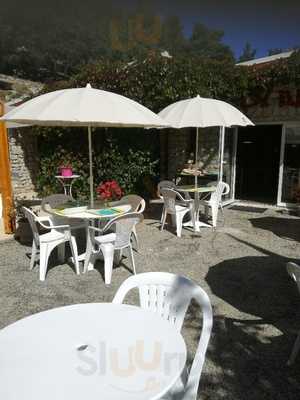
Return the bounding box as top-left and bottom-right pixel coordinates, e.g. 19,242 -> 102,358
96,180 -> 123,201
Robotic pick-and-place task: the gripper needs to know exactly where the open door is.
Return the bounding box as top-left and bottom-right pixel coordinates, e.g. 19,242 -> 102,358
0,102 -> 14,233
236,125 -> 281,203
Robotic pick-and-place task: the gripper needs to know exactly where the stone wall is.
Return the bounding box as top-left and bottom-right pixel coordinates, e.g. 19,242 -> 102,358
0,74 -> 43,202
8,128 -> 39,200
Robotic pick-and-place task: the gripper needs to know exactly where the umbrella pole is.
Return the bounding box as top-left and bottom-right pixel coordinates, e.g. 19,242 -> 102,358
218,126 -> 225,181
195,127 -> 199,189
88,126 -> 94,208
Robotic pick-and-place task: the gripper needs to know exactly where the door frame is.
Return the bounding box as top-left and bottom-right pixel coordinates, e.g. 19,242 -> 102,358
231,121 -> 300,208
277,121 -> 300,208
220,127 -> 237,206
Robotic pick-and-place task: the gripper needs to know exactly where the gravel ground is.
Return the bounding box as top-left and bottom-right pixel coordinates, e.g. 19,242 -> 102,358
0,205 -> 300,399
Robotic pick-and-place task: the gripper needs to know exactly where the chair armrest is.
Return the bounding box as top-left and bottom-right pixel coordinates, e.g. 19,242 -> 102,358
36,216 -> 53,227
88,225 -> 104,235
37,219 -> 70,231
175,190 -> 193,204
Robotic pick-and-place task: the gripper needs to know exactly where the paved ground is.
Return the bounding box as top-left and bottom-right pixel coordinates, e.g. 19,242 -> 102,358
0,205 -> 300,399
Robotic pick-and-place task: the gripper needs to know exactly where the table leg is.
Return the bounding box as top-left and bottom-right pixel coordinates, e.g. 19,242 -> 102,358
69,221 -> 92,266
84,223 -> 95,271
183,192 -> 212,232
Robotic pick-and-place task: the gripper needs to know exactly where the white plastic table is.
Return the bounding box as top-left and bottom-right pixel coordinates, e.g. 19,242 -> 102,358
53,204 -> 131,220
55,175 -> 80,198
177,185 -> 216,232
53,204 -> 132,262
0,303 -> 187,400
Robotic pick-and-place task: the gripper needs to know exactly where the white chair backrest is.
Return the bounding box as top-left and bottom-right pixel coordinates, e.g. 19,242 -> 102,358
41,194 -> 71,212
120,195 -> 146,213
157,180 -> 177,198
22,206 -> 40,247
104,212 -> 143,248
161,187 -> 186,215
210,181 -> 230,205
113,272 -> 213,399
287,262 -> 300,293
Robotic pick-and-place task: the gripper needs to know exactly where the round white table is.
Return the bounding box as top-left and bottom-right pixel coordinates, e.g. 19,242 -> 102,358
52,204 -> 132,263
0,303 -> 186,400
177,185 -> 216,232
52,204 -> 132,220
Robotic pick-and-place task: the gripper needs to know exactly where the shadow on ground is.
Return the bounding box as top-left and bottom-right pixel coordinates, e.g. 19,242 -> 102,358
202,235 -> 300,399
250,216 -> 300,242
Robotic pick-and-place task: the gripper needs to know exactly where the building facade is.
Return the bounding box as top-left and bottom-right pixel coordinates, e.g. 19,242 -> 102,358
163,52 -> 300,208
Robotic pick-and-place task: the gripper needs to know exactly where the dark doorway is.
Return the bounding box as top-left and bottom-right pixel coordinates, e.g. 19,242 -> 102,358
236,125 -> 282,203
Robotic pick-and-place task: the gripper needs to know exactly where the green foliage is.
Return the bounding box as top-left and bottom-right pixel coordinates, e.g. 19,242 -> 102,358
160,16 -> 188,54
36,128 -> 158,199
190,23 -> 234,62
238,50 -> 300,108
0,3 -> 234,81
239,42 -> 257,62
69,54 -> 239,112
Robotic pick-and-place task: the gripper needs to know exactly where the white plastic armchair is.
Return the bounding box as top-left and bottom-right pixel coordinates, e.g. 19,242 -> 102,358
22,206 -> 80,281
84,212 -> 143,284
113,272 -> 213,400
160,188 -> 195,237
112,195 -> 145,251
113,194 -> 146,213
286,262 -> 300,365
41,194 -> 86,230
200,181 -> 230,228
157,180 -> 177,198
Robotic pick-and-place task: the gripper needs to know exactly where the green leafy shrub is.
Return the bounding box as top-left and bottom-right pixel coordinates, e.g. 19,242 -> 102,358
36,129 -> 158,199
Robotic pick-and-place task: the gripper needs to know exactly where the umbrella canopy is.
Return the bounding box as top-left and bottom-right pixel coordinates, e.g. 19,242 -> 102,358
159,95 -> 254,187
1,84 -> 168,206
159,95 -> 253,128
4,105 -> 28,129
2,84 -> 168,128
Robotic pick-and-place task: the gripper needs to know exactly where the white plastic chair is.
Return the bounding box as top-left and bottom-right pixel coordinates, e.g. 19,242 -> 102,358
158,180 -> 177,197
286,262 -> 300,365
158,181 -> 191,222
112,195 -> 145,251
84,212 -> 143,285
160,188 -> 195,237
200,181 -> 230,228
113,272 -> 213,400
22,207 -> 80,281
114,194 -> 146,213
41,194 -> 86,230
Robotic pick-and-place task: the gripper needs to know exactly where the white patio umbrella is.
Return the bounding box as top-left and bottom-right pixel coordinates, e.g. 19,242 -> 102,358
159,95 -> 254,187
4,105 -> 28,129
1,84 -> 169,206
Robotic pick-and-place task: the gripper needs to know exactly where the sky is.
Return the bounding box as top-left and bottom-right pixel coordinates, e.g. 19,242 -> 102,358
4,0 -> 300,59
120,0 -> 300,58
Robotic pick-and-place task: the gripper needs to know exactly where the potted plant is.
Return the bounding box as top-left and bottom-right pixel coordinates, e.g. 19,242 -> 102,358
59,164 -> 73,177
96,180 -> 123,207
